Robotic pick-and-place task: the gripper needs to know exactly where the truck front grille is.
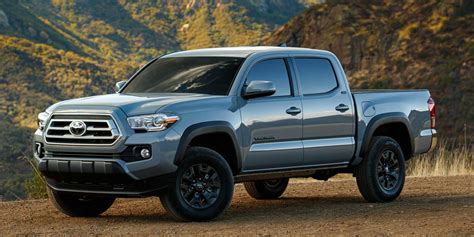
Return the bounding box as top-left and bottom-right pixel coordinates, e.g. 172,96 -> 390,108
44,114 -> 121,146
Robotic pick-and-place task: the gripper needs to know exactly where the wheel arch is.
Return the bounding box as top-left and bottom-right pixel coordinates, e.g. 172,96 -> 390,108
359,113 -> 414,162
174,121 -> 242,174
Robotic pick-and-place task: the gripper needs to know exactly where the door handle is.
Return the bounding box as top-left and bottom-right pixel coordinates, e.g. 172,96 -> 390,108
335,104 -> 350,112
286,106 -> 301,115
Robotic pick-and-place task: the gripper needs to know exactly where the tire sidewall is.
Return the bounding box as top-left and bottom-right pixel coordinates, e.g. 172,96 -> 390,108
368,138 -> 406,199
257,178 -> 289,197
167,147 -> 234,221
261,179 -> 288,192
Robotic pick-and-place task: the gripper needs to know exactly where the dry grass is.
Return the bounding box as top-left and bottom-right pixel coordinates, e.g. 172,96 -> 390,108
295,139 -> 473,183
407,139 -> 473,177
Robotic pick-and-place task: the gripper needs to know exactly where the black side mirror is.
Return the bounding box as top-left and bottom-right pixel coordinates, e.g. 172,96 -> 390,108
115,80 -> 127,92
242,80 -> 276,99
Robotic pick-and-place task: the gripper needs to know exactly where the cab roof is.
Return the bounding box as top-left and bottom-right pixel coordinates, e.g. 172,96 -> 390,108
163,46 -> 332,58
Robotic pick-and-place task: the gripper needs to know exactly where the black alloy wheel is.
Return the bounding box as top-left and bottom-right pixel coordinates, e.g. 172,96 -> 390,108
180,163 -> 221,209
377,150 -> 401,191
355,136 -> 406,202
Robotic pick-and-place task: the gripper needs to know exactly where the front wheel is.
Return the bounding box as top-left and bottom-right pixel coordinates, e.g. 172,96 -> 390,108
244,178 -> 289,199
356,136 -> 406,202
47,187 -> 115,217
160,147 -> 234,221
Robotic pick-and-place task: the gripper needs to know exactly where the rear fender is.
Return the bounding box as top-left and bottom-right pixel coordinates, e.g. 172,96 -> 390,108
351,112 -> 414,165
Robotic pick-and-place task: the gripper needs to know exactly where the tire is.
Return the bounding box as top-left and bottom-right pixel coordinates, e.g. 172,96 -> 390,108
160,146 -> 234,221
47,187 -> 115,217
244,178 -> 289,199
356,136 -> 406,202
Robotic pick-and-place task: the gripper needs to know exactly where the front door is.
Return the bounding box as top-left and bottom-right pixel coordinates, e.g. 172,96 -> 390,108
240,58 -> 303,171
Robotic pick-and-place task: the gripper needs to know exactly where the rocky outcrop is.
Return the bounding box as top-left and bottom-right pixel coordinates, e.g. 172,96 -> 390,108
265,0 -> 473,137
0,9 -> 9,27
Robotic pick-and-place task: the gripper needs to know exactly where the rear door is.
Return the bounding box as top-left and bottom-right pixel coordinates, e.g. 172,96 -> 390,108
240,57 -> 303,171
290,57 -> 355,165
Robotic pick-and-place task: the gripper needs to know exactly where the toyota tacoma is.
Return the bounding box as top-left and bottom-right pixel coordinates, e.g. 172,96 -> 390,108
33,47 -> 437,221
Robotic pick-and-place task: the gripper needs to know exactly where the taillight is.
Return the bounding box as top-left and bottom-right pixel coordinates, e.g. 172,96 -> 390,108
428,97 -> 436,129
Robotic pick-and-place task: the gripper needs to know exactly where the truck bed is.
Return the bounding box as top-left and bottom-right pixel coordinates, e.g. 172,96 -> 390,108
351,89 -> 435,163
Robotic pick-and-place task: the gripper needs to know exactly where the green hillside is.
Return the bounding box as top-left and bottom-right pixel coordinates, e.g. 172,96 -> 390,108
0,0 -> 310,200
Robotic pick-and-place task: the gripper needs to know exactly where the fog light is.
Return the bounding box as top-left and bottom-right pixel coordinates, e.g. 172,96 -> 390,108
140,148 -> 151,159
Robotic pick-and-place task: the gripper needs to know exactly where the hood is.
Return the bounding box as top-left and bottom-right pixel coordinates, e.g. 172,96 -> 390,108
48,93 -> 219,116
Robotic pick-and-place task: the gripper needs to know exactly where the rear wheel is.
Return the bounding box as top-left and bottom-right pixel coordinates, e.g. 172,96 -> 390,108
47,187 -> 115,217
356,136 -> 405,202
244,178 -> 289,199
160,147 -> 234,221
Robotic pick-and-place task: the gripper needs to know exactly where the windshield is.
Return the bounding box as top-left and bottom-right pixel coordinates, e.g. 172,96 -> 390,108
122,57 -> 244,95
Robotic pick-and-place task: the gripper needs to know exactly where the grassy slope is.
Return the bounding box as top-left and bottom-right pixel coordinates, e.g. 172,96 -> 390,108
0,0 -> 308,200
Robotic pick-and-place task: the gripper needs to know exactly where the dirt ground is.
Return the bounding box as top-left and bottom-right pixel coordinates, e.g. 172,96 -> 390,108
0,175 -> 472,236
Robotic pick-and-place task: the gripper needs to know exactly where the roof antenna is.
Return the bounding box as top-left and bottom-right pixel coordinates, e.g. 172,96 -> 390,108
278,42 -> 287,47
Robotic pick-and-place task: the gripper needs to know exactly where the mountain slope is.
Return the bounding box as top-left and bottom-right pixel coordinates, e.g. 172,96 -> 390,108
0,0 -> 311,200
0,0 -> 311,131
265,0 -> 474,137
1,0 -> 471,201
1,0 -> 308,61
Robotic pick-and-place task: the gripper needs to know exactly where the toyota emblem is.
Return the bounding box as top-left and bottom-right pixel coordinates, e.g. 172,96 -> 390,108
69,120 -> 87,136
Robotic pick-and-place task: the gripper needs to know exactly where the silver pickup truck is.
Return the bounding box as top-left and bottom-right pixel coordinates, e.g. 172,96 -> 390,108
33,47 -> 437,221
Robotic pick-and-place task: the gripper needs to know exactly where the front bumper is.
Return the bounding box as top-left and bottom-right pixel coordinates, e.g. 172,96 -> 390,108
33,109 -> 182,195
37,156 -> 175,196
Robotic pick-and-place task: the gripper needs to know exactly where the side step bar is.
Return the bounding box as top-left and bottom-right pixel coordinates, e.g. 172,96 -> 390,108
234,163 -> 349,183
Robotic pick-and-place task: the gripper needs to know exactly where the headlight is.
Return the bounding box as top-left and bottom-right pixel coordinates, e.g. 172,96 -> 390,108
127,113 -> 179,132
37,112 -> 50,130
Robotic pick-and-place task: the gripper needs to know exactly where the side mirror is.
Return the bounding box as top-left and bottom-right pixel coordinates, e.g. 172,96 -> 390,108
242,80 -> 276,99
115,80 -> 127,92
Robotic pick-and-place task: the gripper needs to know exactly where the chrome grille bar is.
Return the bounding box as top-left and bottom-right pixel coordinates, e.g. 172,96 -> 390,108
44,114 -> 121,146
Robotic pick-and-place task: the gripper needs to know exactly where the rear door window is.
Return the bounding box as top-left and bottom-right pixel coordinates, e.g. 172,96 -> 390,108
294,58 -> 338,95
